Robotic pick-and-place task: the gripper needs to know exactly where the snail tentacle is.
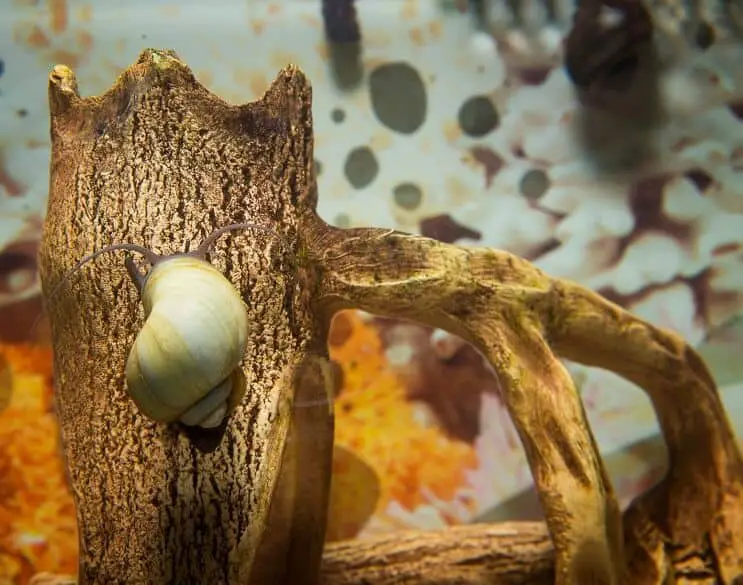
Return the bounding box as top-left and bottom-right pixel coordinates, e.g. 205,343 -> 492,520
45,223 -> 285,305
124,255 -> 149,294
33,243 -> 162,336
195,222 -> 289,259
46,243 -> 161,303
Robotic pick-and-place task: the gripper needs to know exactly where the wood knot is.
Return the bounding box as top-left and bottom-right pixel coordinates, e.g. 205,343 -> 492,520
564,0 -> 654,92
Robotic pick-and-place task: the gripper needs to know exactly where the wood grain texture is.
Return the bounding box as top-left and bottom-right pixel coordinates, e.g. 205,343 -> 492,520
41,51 -> 332,585
36,49 -> 743,585
320,522 -> 555,585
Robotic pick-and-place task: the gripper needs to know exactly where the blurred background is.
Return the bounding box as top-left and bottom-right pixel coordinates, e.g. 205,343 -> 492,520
1,0 -> 743,582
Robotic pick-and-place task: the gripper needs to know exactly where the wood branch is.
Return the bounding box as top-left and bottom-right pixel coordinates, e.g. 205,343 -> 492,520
320,523 -> 554,585
312,224 -> 743,584
312,225 -> 623,585
542,282 -> 743,582
40,51 -> 333,585
34,523 -> 555,585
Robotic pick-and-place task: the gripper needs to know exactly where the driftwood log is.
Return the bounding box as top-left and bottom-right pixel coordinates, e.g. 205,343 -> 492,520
35,49 -> 743,585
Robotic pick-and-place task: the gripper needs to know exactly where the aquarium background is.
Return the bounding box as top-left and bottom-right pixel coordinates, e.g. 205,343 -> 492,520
1,0 -> 743,582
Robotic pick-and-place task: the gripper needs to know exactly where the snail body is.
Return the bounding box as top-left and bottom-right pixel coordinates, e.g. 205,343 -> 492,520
44,222 -> 285,431
125,255 -> 249,427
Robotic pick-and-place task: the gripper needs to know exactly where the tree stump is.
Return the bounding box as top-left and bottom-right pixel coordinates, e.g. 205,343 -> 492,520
37,49 -> 743,585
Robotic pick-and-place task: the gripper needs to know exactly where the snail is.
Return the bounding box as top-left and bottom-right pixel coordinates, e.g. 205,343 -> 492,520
44,222 -> 286,431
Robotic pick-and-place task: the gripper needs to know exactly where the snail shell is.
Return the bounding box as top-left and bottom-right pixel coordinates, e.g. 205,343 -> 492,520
124,255 -> 249,427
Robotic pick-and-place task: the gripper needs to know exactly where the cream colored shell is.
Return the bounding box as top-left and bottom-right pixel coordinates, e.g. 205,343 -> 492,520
125,256 -> 249,424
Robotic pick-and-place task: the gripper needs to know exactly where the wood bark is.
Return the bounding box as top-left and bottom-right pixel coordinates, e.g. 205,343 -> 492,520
41,50 -> 332,585
36,49 -> 743,585
320,523 -> 555,585
33,522 -> 556,585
